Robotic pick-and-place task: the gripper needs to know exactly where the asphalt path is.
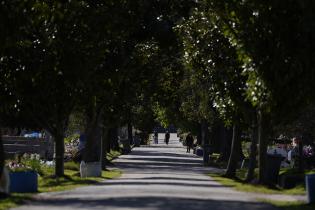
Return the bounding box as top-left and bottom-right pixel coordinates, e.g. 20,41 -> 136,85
12,133 -> 300,210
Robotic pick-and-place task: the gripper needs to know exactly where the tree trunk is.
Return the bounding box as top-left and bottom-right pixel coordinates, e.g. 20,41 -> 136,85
225,123 -> 242,178
54,131 -> 65,177
218,125 -> 232,161
298,138 -> 304,173
201,120 -> 209,164
239,142 -> 245,160
257,110 -> 270,184
0,128 -> 4,177
105,128 -> 111,153
83,102 -> 102,163
197,124 -> 202,145
246,111 -> 258,182
128,123 -> 133,145
83,117 -> 102,162
201,120 -> 209,145
101,127 -> 109,170
110,127 -> 119,151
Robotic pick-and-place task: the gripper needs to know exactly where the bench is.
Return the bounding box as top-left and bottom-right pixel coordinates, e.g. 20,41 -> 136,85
2,136 -> 54,160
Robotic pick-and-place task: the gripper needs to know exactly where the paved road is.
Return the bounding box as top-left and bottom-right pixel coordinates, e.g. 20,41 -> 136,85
13,133 -> 301,210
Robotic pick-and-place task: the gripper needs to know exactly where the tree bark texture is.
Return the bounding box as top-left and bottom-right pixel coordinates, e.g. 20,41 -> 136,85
246,110 -> 258,182
201,120 -> 209,146
110,127 -> 119,151
101,127 -> 109,170
258,110 -> 270,184
298,139 -> 304,173
128,123 -> 133,145
201,120 -> 210,164
0,128 -> 4,177
83,119 -> 102,162
54,132 -> 65,177
105,128 -> 111,153
83,105 -> 102,163
197,124 -> 202,145
218,125 -> 232,161
225,123 -> 242,178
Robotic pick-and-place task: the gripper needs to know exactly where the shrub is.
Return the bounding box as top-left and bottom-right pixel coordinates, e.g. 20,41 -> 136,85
6,154 -> 52,176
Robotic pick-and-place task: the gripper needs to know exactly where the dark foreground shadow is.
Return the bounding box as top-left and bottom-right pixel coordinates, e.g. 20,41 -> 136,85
30,196 -> 279,210
94,181 -> 232,188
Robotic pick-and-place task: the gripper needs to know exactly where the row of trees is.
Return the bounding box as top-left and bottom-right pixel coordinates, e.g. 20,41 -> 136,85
166,1 -> 315,184
1,0 -> 315,185
0,0 -> 195,177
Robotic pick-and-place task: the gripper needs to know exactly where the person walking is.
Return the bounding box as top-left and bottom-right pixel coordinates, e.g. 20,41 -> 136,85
165,131 -> 170,145
186,133 -> 194,153
154,132 -> 158,144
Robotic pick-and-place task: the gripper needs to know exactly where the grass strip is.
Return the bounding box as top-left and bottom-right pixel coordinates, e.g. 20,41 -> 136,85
0,168 -> 121,210
209,173 -> 305,195
0,194 -> 34,210
259,199 -> 315,210
107,150 -> 122,162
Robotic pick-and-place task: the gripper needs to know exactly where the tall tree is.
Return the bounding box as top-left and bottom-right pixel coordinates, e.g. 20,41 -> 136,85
207,0 -> 315,183
0,0 -> 98,176
177,5 -> 255,177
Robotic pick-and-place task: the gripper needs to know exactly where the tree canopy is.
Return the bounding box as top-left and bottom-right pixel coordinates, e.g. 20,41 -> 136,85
1,0 -> 315,183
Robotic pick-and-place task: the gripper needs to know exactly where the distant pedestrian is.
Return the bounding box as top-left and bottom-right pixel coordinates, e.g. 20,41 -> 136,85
165,131 -> 170,145
154,132 -> 158,144
186,133 -> 194,153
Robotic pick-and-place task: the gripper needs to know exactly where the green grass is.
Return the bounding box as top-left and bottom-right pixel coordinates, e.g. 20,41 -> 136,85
0,194 -> 34,210
260,200 -> 315,210
107,150 -> 122,162
38,161 -> 121,193
64,161 -> 80,171
207,153 -> 228,169
209,173 -> 305,195
210,167 -> 315,195
38,169 -> 121,192
0,168 -> 121,210
1,156 -> 122,210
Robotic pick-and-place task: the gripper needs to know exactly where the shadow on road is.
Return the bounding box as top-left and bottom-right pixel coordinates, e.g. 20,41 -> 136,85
95,181 -> 232,188
117,157 -> 202,163
113,147 -> 221,175
30,197 -> 278,210
126,150 -> 200,158
118,177 -> 212,182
